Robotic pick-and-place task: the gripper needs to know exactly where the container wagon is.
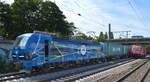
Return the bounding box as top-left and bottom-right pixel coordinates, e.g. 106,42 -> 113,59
103,43 -> 130,60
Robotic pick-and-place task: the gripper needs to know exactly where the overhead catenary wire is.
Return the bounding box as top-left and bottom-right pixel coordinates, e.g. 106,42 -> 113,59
53,0 -> 106,27
51,0 -> 109,29
127,0 -> 145,27
131,0 -> 145,25
72,0 -> 106,28
74,0 -> 82,8
53,0 -> 106,29
74,0 -> 114,25
51,0 -> 106,29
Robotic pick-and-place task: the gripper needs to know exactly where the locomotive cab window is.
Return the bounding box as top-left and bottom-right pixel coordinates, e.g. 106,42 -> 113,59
133,48 -> 140,51
14,36 -> 29,48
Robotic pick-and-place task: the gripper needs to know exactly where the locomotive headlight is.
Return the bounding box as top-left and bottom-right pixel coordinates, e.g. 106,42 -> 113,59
19,55 -> 25,58
19,54 -> 29,60
19,54 -> 26,58
12,54 -> 16,57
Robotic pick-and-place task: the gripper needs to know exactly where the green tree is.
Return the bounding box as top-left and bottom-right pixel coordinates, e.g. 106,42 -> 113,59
104,32 -> 108,40
96,32 -> 106,42
36,1 -> 75,36
0,0 -> 75,39
110,32 -> 114,39
0,2 -> 13,39
74,32 -> 93,40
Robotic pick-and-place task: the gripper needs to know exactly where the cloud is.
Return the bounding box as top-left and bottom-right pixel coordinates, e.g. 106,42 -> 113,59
1,0 -> 14,4
2,0 -> 150,38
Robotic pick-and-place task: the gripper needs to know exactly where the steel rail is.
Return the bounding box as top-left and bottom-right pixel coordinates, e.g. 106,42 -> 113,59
0,59 -> 136,82
0,72 -> 25,78
47,59 -> 135,82
0,72 -> 26,81
139,67 -> 150,82
115,60 -> 149,82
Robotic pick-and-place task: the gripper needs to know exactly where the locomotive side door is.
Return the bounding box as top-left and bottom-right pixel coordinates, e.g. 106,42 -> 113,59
44,40 -> 49,62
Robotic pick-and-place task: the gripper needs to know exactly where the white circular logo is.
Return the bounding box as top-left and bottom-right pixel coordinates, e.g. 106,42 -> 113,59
80,45 -> 86,55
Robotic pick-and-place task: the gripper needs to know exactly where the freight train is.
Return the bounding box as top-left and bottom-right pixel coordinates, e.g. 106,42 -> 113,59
9,31 -> 147,71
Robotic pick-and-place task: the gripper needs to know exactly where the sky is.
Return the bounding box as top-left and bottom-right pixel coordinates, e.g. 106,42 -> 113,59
1,0 -> 150,38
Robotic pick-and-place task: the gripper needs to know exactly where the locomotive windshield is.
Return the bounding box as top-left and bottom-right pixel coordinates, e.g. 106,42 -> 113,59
133,48 -> 140,51
13,36 -> 29,48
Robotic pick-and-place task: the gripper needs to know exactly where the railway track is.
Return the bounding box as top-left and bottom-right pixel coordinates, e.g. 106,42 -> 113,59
115,59 -> 150,82
0,58 -> 136,82
40,59 -> 135,82
0,72 -> 26,81
140,67 -> 150,82
143,67 -> 150,82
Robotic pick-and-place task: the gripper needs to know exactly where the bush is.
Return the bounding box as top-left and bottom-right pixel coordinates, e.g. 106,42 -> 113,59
0,61 -> 19,74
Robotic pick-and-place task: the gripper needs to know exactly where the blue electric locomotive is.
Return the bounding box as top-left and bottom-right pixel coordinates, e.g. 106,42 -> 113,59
10,31 -> 106,70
